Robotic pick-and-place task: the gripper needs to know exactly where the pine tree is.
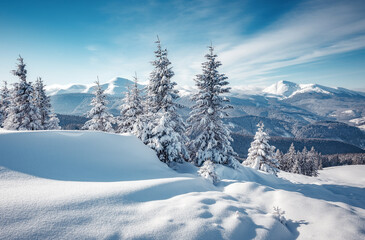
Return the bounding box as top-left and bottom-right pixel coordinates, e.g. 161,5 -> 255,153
117,85 -> 133,133
243,122 -> 278,175
0,81 -> 10,127
144,38 -> 189,164
275,149 -> 284,169
292,147 -> 307,174
82,79 -> 114,132
47,113 -> 61,130
281,143 -> 296,172
3,56 -> 42,130
198,160 -> 220,184
187,45 -> 237,167
306,147 -> 319,177
34,77 -> 60,129
117,75 -> 144,134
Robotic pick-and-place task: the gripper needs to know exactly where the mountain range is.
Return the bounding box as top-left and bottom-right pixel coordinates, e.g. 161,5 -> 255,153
47,78 -> 365,150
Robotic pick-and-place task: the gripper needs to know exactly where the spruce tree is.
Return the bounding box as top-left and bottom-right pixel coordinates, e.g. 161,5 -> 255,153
47,113 -> 61,130
34,77 -> 60,129
83,79 -> 114,132
3,56 -> 42,130
187,45 -> 237,167
144,38 -> 189,164
243,122 -> 278,175
198,160 -> 220,184
306,147 -> 319,177
292,147 -> 307,174
275,149 -> 284,169
281,143 -> 296,172
0,81 -> 10,127
117,85 -> 133,133
117,75 -> 144,134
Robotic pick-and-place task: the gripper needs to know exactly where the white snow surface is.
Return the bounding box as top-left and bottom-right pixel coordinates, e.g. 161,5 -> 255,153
262,80 -> 364,99
46,78 -> 365,101
0,131 -> 364,240
45,77 -> 136,96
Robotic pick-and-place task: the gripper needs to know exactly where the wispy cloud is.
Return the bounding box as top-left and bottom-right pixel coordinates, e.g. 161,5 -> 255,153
86,45 -> 98,52
217,0 -> 365,85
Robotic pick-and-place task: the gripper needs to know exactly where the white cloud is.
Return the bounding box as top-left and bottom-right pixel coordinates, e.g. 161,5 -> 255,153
217,0 -> 365,85
86,45 -> 98,51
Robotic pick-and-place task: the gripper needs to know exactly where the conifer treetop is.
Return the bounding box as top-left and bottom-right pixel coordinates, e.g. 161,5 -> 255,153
243,122 -> 278,175
12,55 -> 27,82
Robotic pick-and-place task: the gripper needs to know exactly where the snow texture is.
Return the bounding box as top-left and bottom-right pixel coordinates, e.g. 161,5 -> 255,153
0,130 -> 364,240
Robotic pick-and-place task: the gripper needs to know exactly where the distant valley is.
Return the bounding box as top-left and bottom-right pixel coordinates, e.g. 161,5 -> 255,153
48,78 -> 365,152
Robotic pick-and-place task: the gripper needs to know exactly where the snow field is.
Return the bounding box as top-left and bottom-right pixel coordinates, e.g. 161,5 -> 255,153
0,131 -> 364,239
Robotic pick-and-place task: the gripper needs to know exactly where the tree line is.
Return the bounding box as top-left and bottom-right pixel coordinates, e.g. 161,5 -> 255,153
1,38 -> 354,181
0,56 -> 60,130
81,39 -> 239,180
321,153 -> 365,167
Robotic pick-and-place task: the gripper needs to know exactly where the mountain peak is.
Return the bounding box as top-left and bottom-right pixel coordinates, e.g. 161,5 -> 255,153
261,80 -> 365,99
262,80 -> 299,97
46,77 -> 136,96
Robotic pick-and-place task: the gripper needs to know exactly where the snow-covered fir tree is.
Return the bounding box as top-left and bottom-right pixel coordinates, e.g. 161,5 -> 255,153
34,77 -> 60,129
117,85 -> 133,133
243,122 -> 278,175
299,147 -> 319,177
47,113 -> 61,130
117,75 -> 144,134
198,160 -> 220,184
292,147 -> 307,175
3,56 -> 42,130
305,147 -> 319,177
187,45 -> 237,167
144,38 -> 189,164
149,112 -> 189,164
280,143 -> 296,172
275,149 -> 284,165
309,146 -> 322,170
279,144 -> 319,176
83,79 -> 114,132
0,81 -> 10,127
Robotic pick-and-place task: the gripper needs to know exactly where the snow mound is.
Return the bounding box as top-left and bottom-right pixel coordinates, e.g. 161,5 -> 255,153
0,131 -> 176,181
0,131 -> 364,240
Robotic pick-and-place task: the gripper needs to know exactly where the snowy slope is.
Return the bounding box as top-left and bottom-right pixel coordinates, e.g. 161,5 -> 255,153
262,80 -> 365,99
48,79 -> 365,134
262,80 -> 300,97
0,131 -> 364,240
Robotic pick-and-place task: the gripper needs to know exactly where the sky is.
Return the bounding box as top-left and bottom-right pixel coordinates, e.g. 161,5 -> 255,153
0,0 -> 365,90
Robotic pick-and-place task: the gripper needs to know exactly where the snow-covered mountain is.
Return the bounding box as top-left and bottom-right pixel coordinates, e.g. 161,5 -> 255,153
262,80 -> 299,98
46,77 -> 138,96
48,78 -> 365,144
47,78 -> 365,99
262,80 -> 365,99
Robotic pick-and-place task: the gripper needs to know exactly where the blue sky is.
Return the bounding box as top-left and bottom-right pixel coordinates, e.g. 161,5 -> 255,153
0,0 -> 365,90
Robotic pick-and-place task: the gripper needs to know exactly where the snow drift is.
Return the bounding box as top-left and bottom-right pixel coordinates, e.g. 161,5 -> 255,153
0,131 -> 364,240
0,130 -> 177,181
